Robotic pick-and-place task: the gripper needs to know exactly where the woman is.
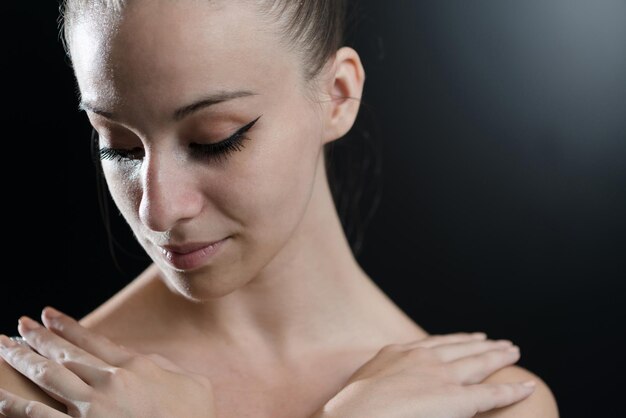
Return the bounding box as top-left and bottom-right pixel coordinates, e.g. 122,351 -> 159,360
0,0 -> 558,417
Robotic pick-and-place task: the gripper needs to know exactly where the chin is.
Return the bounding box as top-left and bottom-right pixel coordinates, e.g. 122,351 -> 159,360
159,263 -> 249,301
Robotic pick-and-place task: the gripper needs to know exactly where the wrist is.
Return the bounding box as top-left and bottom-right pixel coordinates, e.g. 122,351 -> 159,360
308,405 -> 336,418
308,383 -> 363,418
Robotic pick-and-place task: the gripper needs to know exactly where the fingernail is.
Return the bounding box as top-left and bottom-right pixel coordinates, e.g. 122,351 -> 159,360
18,316 -> 41,331
522,380 -> 536,388
43,306 -> 62,319
472,332 -> 487,339
507,346 -> 520,353
0,334 -> 17,350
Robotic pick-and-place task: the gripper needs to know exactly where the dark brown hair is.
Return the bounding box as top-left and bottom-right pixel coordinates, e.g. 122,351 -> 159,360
60,0 -> 347,83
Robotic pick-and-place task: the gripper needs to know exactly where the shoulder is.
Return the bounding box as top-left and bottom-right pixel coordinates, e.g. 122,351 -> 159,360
476,365 -> 560,418
0,354 -> 66,412
0,268 -> 161,414
78,263 -> 164,338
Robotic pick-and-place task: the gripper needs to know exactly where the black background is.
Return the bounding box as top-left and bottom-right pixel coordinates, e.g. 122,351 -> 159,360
5,1 -> 626,417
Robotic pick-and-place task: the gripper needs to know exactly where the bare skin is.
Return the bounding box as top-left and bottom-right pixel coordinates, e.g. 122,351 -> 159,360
75,263 -> 429,418
0,1 -> 558,417
0,280 -> 553,418
62,1 -> 429,414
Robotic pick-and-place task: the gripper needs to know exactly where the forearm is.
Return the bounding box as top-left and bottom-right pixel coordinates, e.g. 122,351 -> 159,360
307,386 -> 363,418
308,406 -> 332,418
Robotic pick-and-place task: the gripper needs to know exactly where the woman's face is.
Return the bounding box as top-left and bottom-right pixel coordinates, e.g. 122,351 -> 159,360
70,0 -> 328,300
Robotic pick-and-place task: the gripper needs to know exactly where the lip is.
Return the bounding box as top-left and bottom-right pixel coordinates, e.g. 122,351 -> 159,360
158,237 -> 229,271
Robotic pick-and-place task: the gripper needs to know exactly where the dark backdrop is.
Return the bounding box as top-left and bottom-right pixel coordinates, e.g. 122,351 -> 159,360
5,1 -> 626,417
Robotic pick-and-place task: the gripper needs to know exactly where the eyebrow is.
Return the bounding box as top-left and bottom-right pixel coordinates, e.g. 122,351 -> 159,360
78,90 -> 258,122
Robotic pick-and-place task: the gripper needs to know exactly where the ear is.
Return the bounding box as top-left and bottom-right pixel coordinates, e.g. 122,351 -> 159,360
320,46 -> 366,145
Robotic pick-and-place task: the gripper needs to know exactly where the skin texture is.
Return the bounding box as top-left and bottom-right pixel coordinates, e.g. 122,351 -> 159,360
0,1 -> 559,417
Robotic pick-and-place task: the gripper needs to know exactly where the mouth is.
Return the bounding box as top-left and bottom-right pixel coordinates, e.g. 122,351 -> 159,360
157,237 -> 229,271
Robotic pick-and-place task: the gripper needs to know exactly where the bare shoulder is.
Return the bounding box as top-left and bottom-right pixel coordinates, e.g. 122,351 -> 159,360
0,265 -> 162,414
476,365 -> 560,418
0,355 -> 66,412
78,263 -> 168,345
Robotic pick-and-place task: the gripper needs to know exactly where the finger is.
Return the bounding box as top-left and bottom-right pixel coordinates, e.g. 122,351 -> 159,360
405,332 -> 488,348
17,316 -> 115,386
447,345 -> 522,384
41,306 -> 133,367
466,381 -> 536,413
433,339 -> 515,363
0,388 -> 68,418
0,334 -> 90,407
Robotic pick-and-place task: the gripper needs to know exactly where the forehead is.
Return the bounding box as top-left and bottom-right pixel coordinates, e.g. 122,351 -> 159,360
70,0 -> 296,117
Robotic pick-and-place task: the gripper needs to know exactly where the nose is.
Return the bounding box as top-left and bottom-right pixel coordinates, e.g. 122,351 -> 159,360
138,151 -> 204,232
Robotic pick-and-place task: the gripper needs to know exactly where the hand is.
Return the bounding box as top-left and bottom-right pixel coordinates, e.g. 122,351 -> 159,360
312,333 -> 536,418
0,307 -> 217,418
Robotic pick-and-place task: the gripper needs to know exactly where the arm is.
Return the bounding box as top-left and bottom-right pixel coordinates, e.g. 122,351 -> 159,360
307,334 -> 544,418
1,309 -> 218,418
476,365 -> 559,418
309,365 -> 558,418
0,355 -> 67,413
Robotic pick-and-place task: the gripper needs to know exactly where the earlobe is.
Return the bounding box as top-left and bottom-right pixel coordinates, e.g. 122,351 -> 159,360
322,46 -> 366,145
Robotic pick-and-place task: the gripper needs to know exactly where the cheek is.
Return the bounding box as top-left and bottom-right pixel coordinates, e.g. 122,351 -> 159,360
98,113 -> 321,247
220,118 -> 322,240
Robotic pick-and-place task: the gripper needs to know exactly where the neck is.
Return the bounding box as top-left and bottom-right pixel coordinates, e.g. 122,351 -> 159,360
80,155 -> 423,364
161,158 -> 376,350
140,156 -> 411,359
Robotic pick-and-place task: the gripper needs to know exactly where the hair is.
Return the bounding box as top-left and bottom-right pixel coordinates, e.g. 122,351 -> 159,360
60,0 -> 348,85
58,0 -> 382,266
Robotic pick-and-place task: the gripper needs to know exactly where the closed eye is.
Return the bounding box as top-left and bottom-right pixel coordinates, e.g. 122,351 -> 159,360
189,115 -> 262,163
98,115 -> 262,164
99,146 -> 144,163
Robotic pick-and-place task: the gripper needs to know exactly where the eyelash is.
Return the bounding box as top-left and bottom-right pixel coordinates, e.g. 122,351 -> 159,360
98,115 -> 262,164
